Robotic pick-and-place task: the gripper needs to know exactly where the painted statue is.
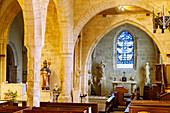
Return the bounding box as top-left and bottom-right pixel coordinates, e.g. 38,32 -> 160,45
40,60 -> 51,90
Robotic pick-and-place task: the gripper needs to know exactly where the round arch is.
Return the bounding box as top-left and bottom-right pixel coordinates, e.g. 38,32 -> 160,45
8,40 -> 19,66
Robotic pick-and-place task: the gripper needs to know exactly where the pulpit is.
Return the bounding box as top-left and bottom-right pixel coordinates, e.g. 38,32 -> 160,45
116,86 -> 129,105
1,83 -> 26,100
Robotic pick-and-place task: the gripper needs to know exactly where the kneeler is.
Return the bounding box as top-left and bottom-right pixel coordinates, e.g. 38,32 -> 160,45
116,86 -> 129,105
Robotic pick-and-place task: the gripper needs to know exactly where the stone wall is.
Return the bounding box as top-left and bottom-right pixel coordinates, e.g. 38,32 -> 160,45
8,11 -> 24,83
91,23 -> 159,96
41,0 -> 61,91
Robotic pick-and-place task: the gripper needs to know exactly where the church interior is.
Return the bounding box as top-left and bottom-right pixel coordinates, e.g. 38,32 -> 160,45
0,0 -> 170,112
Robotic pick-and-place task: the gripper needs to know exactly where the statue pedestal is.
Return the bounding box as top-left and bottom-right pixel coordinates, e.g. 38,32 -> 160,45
73,89 -> 80,103
101,79 -> 106,96
40,90 -> 53,102
1,83 -> 26,100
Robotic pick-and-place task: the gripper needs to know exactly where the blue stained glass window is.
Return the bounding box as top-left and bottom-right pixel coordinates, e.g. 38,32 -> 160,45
117,31 -> 134,69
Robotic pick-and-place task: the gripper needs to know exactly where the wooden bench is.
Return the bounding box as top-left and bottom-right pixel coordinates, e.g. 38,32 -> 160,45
40,102 -> 98,113
23,106 -> 88,113
99,93 -> 117,113
124,91 -> 140,113
129,100 -> 170,113
0,106 -> 30,113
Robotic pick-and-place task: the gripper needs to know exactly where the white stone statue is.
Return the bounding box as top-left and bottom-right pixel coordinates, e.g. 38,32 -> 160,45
144,62 -> 151,86
99,60 -> 105,80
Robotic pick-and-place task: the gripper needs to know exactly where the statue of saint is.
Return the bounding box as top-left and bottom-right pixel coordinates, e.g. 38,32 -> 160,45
99,60 -> 105,80
40,60 -> 51,90
75,68 -> 81,90
144,62 -> 151,86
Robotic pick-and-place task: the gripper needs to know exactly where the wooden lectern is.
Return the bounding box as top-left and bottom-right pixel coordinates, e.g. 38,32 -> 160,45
116,86 -> 129,105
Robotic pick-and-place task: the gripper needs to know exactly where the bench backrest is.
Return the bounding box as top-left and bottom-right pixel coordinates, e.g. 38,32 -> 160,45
105,95 -> 115,112
40,102 -> 97,113
23,107 -> 88,113
129,100 -> 170,113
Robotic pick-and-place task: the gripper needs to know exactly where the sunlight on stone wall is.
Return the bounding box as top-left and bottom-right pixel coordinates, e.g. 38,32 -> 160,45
41,0 -> 61,91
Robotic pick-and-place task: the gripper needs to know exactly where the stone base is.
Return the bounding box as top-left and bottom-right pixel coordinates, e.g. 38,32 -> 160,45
57,95 -> 72,102
73,90 -> 80,103
40,90 -> 53,102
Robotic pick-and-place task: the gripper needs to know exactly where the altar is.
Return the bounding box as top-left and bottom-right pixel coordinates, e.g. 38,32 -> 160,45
1,83 -> 26,100
112,81 -> 137,93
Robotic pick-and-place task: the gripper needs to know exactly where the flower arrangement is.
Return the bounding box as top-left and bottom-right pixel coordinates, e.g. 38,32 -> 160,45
4,89 -> 17,100
129,76 -> 135,81
53,84 -> 61,92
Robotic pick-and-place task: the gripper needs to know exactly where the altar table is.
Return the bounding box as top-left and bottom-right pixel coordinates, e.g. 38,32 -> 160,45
112,81 -> 137,93
1,83 -> 26,100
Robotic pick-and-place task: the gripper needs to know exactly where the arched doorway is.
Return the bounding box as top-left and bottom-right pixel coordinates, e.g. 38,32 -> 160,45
6,44 -> 17,83
6,10 -> 27,83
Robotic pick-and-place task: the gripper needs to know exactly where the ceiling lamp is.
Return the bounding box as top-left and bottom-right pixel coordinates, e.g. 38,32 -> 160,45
153,6 -> 170,33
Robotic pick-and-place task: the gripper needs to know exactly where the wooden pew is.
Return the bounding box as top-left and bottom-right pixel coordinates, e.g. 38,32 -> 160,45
0,101 -> 12,108
99,92 -> 117,113
124,91 -> 140,113
129,100 -> 170,113
159,92 -> 170,100
23,107 -> 88,113
40,102 -> 98,113
0,106 -> 30,113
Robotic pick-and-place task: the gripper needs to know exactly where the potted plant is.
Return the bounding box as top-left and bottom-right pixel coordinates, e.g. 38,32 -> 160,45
4,89 -> 17,100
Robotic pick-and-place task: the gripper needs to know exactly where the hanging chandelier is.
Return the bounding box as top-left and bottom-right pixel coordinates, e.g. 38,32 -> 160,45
153,6 -> 170,33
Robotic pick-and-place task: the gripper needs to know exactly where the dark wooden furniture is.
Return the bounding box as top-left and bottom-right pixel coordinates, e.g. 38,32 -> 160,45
0,101 -> 12,108
129,100 -> 170,113
116,86 -> 128,105
40,102 -> 98,113
143,84 -> 161,100
23,106 -> 88,113
99,93 -> 117,113
0,106 -> 30,113
159,92 -> 170,100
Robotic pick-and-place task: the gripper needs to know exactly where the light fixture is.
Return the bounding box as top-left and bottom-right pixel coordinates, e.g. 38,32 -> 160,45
153,6 -> 170,33
118,6 -> 125,12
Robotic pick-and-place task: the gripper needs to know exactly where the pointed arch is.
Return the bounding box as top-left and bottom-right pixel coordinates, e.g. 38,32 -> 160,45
74,1 -> 161,40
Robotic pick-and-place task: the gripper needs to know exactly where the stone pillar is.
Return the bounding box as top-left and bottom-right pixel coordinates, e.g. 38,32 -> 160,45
58,53 -> 73,102
0,39 -> 7,83
26,45 -> 42,107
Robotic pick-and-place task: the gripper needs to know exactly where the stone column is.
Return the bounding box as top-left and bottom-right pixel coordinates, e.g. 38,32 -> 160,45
58,53 -> 73,102
0,39 -> 7,83
26,45 -> 42,107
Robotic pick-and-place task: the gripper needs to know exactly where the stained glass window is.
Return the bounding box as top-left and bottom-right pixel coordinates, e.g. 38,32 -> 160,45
117,31 -> 134,69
